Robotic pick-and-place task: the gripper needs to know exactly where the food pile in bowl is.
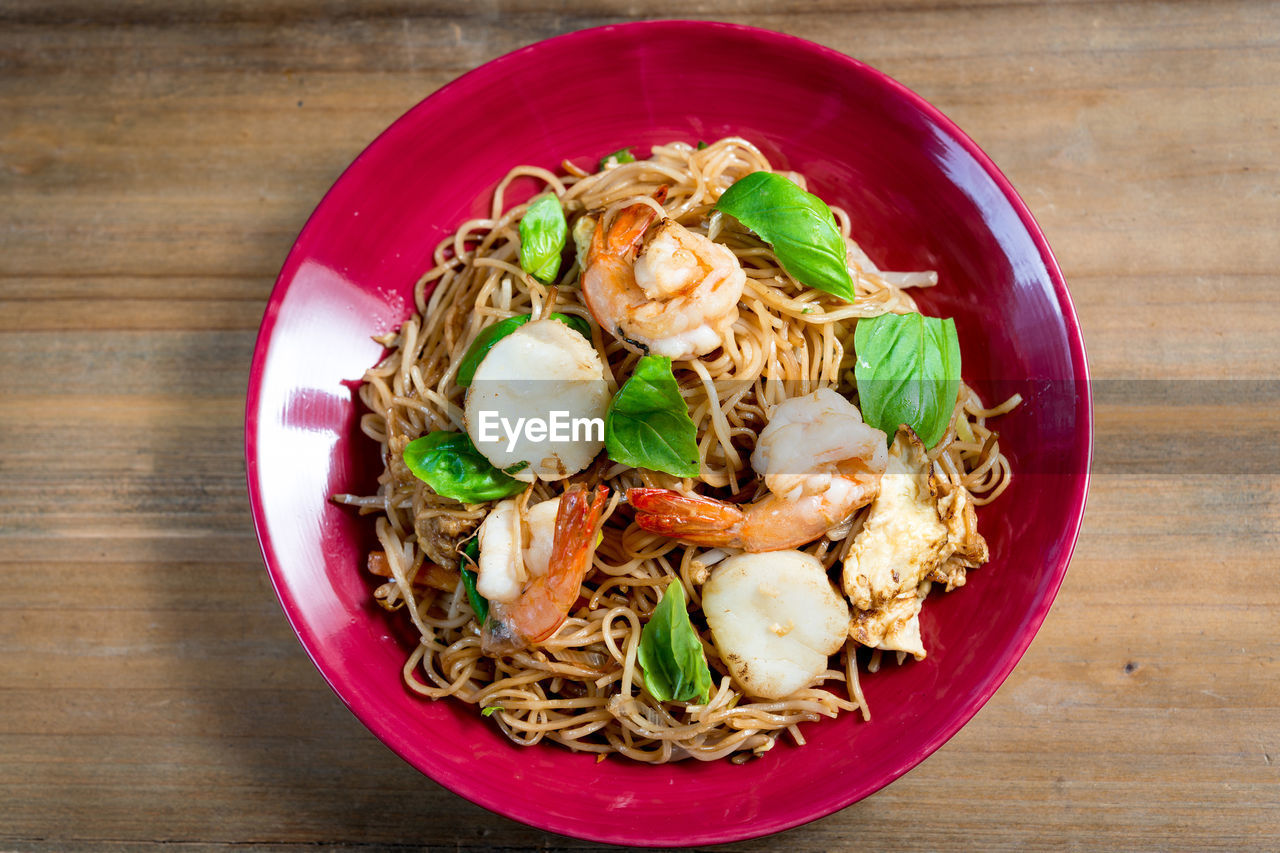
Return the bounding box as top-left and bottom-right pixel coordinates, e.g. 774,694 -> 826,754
332,136 -> 1022,764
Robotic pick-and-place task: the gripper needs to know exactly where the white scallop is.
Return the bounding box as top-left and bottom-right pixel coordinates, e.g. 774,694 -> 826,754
463,318 -> 609,482
702,550 -> 850,700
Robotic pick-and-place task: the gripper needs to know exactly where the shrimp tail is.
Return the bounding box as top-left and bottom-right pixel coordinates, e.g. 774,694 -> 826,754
627,488 -> 745,548
590,185 -> 670,260
540,483 -> 609,631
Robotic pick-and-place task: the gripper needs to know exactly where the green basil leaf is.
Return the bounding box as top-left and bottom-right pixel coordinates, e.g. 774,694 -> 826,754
604,355 -> 699,478
403,431 -> 527,504
853,311 -> 962,448
714,171 -> 856,302
599,147 -> 635,169
456,313 -> 592,388
518,194 -> 567,284
637,581 -> 713,704
696,140 -> 708,150
458,537 -> 488,623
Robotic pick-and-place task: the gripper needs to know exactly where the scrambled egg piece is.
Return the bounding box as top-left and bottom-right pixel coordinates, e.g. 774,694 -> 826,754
842,426 -> 988,660
929,483 -> 989,591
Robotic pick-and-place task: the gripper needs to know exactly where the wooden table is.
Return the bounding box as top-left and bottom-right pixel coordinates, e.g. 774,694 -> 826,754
3,2 -> 1277,849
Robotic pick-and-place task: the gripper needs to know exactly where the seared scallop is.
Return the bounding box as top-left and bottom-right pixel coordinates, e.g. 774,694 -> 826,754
464,318 -> 609,481
702,550 -> 849,700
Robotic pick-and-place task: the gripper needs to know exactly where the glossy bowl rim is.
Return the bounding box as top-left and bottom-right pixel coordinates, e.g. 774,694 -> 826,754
244,19 -> 1092,846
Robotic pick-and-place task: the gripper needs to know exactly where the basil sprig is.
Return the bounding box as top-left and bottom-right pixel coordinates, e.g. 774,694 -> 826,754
599,147 -> 636,169
455,312 -> 591,388
853,311 -> 962,449
403,431 -> 528,504
637,581 -> 713,704
604,355 -> 699,478
518,194 -> 567,284
458,537 -> 488,623
714,171 -> 856,302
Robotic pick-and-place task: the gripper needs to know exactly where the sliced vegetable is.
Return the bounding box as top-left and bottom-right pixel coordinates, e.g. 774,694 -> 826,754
455,312 -> 592,388
599,147 -> 636,169
403,431 -> 528,504
604,355 -> 699,478
714,171 -> 856,302
459,537 -> 489,623
853,311 -> 962,449
518,194 -> 567,284
637,581 -> 713,704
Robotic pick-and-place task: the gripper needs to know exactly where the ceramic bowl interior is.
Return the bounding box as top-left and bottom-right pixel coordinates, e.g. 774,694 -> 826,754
246,20 -> 1091,846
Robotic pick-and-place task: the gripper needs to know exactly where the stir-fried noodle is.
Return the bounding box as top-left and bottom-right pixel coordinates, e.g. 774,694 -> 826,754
334,138 -> 1019,762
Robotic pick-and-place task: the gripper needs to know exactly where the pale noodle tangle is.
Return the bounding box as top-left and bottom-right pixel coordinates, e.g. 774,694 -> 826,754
334,138 -> 1018,762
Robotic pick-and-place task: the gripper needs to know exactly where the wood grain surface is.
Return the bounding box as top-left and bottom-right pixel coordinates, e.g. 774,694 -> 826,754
2,1 -> 1277,850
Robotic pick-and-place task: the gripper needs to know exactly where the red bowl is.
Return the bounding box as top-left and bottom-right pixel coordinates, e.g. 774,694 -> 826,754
245,20 -> 1091,846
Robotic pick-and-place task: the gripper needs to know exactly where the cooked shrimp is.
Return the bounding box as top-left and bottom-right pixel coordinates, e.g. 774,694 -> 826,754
581,194 -> 746,359
474,495 -> 564,603
627,389 -> 888,551
481,484 -> 609,655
